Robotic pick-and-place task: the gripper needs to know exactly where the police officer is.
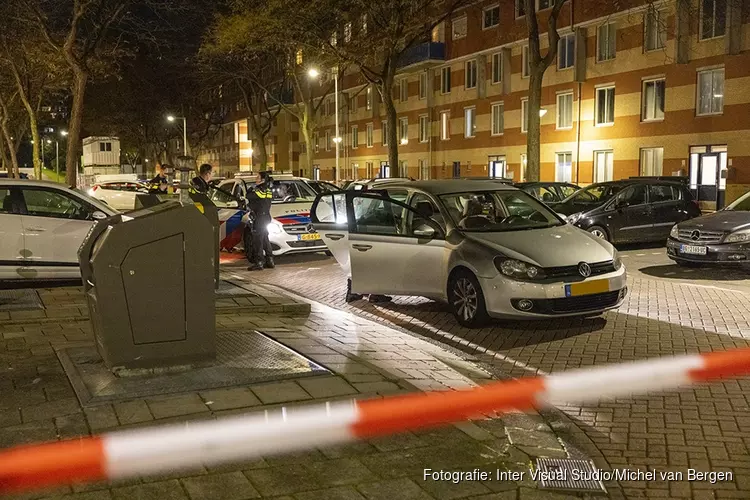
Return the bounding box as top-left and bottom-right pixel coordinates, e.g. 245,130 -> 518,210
246,171 -> 274,271
190,163 -> 213,194
148,164 -> 170,194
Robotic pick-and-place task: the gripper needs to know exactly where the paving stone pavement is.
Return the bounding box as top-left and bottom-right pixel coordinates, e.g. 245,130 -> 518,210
0,284 -> 578,500
223,252 -> 750,499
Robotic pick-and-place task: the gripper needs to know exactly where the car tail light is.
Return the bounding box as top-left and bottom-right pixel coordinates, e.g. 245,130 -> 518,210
92,185 -> 99,192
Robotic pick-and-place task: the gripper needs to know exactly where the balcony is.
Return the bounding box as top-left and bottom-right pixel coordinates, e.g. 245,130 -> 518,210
398,42 -> 445,70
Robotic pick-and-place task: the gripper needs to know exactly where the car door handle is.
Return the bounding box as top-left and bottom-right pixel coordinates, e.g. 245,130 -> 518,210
352,244 -> 372,252
327,234 -> 345,241
26,227 -> 46,232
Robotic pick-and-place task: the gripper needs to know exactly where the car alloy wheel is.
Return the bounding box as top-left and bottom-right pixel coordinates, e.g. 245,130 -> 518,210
453,277 -> 478,322
588,226 -> 608,241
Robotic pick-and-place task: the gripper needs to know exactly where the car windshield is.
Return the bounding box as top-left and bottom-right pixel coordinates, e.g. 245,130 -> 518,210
439,190 -> 563,232
564,183 -> 623,204
726,192 -> 750,211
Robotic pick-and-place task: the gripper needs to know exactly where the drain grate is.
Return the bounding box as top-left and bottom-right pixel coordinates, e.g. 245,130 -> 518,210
215,280 -> 260,298
534,458 -> 606,494
0,290 -> 44,311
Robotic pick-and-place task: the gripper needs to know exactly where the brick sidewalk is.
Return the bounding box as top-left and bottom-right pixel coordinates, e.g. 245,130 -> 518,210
0,282 -> 582,500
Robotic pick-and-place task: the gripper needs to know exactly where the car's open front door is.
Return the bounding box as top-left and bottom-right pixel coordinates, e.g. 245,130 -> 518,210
311,191 -> 351,275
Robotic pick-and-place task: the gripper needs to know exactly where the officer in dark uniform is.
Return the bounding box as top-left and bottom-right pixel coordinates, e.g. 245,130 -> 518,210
190,163 -> 213,194
148,164 -> 170,194
246,171 -> 274,271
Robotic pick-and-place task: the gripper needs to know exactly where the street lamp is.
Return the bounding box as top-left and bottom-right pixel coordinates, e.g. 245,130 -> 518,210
55,131 -> 68,182
308,67 -> 340,183
167,114 -> 188,156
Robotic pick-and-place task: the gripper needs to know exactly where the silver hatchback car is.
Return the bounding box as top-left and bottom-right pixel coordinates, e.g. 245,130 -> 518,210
311,180 -> 627,327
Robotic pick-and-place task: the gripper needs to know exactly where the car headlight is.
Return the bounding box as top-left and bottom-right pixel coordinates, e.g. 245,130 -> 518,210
566,212 -> 583,225
613,250 -> 623,270
725,229 -> 750,244
494,257 -> 545,280
267,221 -> 283,234
670,225 -> 679,239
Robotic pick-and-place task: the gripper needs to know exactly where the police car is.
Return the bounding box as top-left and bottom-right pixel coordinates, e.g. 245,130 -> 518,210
210,175 -> 327,256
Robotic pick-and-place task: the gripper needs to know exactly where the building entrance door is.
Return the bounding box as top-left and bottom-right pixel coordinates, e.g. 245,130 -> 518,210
690,146 -> 727,210
488,155 -> 506,178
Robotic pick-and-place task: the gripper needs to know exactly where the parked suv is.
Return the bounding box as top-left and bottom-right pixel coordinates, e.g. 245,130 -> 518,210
552,178 -> 701,244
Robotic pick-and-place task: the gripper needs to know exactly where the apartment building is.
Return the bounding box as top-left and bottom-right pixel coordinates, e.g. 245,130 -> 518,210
293,0 -> 744,209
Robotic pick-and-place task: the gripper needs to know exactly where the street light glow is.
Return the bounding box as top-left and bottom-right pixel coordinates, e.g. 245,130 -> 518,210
307,68 -> 320,78
60,130 -> 68,136
333,136 -> 342,143
400,138 -> 408,145
46,139 -> 52,144
167,115 -> 176,122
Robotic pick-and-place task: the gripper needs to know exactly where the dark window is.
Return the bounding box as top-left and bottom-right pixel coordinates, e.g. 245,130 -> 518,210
105,142 -> 112,152
99,143 -> 106,152
483,6 -> 500,28
0,188 -> 14,214
649,185 -> 677,203
21,188 -> 90,220
617,185 -> 648,206
352,197 -> 404,235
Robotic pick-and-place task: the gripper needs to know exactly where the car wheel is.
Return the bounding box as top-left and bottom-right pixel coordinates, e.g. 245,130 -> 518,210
676,261 -> 703,268
448,270 -> 489,328
587,225 -> 609,241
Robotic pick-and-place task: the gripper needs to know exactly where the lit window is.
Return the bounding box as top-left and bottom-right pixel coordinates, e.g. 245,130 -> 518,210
366,86 -> 372,110
595,86 -> 615,125
344,22 -> 352,43
440,111 -> 450,140
597,23 -> 616,62
399,117 -> 409,143
296,49 -> 303,65
483,6 -> 500,29
491,103 -> 504,136
556,92 -> 573,129
419,72 -> 427,99
642,79 -> 665,121
558,33 -> 575,70
491,52 -> 502,84
464,107 -> 476,138
351,125 -> 358,149
400,78 -> 408,102
521,98 -> 529,133
452,16 -> 467,39
465,60 -> 477,89
700,0 -> 727,40
640,147 -> 664,176
697,68 -> 724,115
644,9 -> 666,51
555,152 -> 573,182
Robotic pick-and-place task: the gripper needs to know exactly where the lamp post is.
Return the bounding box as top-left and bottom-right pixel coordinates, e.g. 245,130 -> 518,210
57,131 -> 68,182
308,67 -> 340,183
167,115 -> 188,156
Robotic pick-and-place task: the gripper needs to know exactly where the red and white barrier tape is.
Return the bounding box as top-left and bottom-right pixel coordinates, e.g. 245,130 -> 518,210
1,346 -> 749,493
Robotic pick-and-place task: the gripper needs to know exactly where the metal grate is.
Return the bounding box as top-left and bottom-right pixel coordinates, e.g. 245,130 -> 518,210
0,290 -> 44,311
677,229 -> 724,244
535,458 -> 607,493
544,261 -> 616,281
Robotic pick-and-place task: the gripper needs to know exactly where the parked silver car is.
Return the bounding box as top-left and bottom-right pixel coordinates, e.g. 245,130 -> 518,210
311,180 -> 627,327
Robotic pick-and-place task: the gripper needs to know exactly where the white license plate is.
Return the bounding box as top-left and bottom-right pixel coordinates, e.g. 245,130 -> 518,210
680,244 -> 707,255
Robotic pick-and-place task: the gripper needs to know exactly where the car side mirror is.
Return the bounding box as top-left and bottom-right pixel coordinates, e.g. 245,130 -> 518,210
91,210 -> 108,221
414,226 -> 437,238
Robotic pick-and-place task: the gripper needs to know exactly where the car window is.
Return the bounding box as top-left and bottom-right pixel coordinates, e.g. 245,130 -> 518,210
439,190 -> 562,232
386,189 -> 408,203
21,188 -> 91,220
408,193 -> 445,233
232,183 -> 244,199
309,181 -> 339,194
210,182 -> 237,206
102,183 -> 120,191
569,184 -> 622,204
617,185 -> 647,206
727,192 -> 750,211
649,185 -> 677,203
537,187 -> 558,203
352,196 -> 405,235
559,185 -> 578,198
312,193 -> 347,223
0,188 -> 15,214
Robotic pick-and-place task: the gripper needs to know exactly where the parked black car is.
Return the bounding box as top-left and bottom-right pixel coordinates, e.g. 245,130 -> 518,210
551,178 -> 701,244
516,181 -> 580,203
666,190 -> 750,267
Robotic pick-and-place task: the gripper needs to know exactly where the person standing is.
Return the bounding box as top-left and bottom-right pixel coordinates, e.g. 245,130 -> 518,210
148,164 -> 170,194
246,171 -> 274,271
190,163 -> 213,194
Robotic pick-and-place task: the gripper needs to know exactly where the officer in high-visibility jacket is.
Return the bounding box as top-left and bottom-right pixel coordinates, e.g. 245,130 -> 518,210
189,163 -> 213,195
246,171 -> 274,271
148,164 -> 170,194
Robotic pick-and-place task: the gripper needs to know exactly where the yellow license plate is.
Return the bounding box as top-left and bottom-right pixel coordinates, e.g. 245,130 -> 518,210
298,233 -> 321,241
565,279 -> 610,297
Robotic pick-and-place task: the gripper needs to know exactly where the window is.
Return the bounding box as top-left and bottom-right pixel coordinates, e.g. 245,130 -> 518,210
452,16 -> 467,39
314,132 -> 320,153
491,103 -> 504,136
441,66 -> 451,94
400,78 -> 408,102
352,197 -> 405,235
515,0 -> 525,18
597,22 -> 616,62
419,115 -> 429,143
382,121 -> 388,146
326,130 -> 331,151
520,154 -> 527,181
330,32 -> 337,47
595,86 -> 615,125
558,33 -> 575,70
440,111 -> 450,140
555,153 -> 573,183
491,52 -> 503,84
366,123 -> 374,147
465,60 -> 478,89
650,184 -> 679,203
366,162 -> 373,178
348,92 -> 356,114
366,86 -> 372,110
399,117 -> 408,143
351,126 -> 358,149
642,78 -> 665,121
697,68 -> 724,115
644,9 -> 665,51
398,161 -> 407,178
521,98 -> 529,133
594,150 -> 614,182
21,189 -> 90,220
538,0 -> 552,9
617,185 -> 648,206
419,160 -> 430,180
701,0 -> 727,40
419,72 -> 428,99
362,14 -> 368,34
464,107 -> 476,138
522,45 -> 530,78
640,147 -> 664,176
483,5 -> 500,29
327,97 -> 335,116
556,92 -> 573,129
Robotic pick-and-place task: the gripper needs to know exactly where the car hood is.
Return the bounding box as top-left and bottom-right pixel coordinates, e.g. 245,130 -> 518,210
462,224 -> 614,267
677,210 -> 750,232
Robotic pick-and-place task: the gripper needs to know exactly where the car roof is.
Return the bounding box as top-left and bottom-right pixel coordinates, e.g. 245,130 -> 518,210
0,178 -> 74,189
516,181 -> 577,187
379,179 -> 518,195
585,178 -> 686,188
